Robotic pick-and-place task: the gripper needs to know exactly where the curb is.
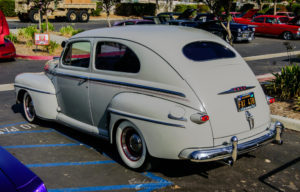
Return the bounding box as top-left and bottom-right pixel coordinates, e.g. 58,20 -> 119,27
15,54 -> 58,60
271,114 -> 300,132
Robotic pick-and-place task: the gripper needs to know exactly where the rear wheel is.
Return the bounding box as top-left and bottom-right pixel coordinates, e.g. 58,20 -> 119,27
67,10 -> 78,22
23,92 -> 37,123
282,31 -> 293,40
115,121 -> 153,171
79,10 -> 89,22
29,9 -> 39,23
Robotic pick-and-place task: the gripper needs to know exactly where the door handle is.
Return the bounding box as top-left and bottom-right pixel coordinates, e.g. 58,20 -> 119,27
78,78 -> 88,85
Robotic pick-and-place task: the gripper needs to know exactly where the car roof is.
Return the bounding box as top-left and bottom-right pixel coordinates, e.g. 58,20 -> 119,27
71,25 -> 229,67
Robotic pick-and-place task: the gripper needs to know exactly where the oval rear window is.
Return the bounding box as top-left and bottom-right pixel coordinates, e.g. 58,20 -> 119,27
182,41 -> 236,61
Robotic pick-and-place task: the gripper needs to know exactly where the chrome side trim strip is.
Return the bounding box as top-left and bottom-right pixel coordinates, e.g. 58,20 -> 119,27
14,85 -> 53,95
89,77 -> 186,98
54,71 -> 186,98
109,109 -> 185,128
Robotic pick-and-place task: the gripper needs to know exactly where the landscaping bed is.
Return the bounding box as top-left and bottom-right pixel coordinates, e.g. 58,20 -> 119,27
270,101 -> 300,120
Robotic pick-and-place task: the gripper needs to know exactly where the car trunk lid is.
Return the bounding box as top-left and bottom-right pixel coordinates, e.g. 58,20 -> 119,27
182,58 -> 270,139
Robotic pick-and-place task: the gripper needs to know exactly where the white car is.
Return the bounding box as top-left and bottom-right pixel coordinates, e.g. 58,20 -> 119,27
14,25 -> 284,171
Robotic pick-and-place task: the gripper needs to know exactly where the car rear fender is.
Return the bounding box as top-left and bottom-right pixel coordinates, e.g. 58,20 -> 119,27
15,72 -> 58,120
107,92 -> 214,159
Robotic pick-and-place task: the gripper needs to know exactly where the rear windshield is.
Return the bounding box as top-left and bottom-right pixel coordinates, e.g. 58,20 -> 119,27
182,41 -> 236,61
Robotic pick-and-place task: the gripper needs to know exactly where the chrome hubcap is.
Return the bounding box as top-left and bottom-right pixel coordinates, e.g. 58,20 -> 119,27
121,127 -> 143,161
70,13 -> 76,21
82,13 -> 88,21
34,13 -> 39,21
284,32 -> 292,40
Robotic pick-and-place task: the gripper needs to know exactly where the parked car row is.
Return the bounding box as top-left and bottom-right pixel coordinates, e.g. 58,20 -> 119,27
114,9 -> 299,41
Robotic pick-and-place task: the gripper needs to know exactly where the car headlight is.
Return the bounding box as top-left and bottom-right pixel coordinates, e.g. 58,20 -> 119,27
252,27 -> 255,32
238,28 -> 241,32
298,28 -> 300,31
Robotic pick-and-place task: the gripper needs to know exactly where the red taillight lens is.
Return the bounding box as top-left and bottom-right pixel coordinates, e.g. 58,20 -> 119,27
201,115 -> 209,122
44,64 -> 49,71
266,96 -> 275,104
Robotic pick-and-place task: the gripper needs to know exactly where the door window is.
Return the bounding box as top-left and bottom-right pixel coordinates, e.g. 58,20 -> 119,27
62,41 -> 91,68
95,42 -> 140,73
253,17 -> 264,23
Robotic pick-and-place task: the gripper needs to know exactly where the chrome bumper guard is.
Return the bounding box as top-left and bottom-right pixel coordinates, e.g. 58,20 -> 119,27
179,121 -> 284,163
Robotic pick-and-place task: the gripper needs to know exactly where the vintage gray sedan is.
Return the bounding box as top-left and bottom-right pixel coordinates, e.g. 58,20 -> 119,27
14,25 -> 284,171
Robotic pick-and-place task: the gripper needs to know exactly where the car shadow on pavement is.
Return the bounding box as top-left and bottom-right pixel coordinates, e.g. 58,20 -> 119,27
259,156 -> 300,192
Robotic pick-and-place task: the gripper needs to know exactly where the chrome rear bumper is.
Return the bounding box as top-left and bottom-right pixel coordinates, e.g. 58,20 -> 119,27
179,121 -> 284,163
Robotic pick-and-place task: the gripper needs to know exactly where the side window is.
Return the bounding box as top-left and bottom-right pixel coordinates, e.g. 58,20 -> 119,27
265,17 -> 276,24
253,17 -> 264,23
62,41 -> 91,68
95,42 -> 140,73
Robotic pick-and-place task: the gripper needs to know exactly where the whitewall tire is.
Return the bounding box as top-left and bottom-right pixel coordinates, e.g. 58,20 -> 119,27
23,92 -> 37,123
116,121 -> 151,171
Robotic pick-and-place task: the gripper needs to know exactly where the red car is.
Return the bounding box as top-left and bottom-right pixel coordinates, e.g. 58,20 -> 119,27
0,39 -> 16,59
235,15 -> 300,40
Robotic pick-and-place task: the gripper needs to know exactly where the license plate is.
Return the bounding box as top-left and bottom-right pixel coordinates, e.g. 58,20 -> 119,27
242,33 -> 248,38
235,92 -> 256,112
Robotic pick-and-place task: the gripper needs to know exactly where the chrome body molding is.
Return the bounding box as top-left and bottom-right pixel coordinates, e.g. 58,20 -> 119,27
14,84 -> 53,95
168,114 -> 187,121
178,121 -> 284,162
54,71 -> 186,98
108,108 -> 185,128
218,86 -> 255,95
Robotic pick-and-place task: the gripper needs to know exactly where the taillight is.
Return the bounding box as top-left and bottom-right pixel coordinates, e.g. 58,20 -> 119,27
190,113 -> 210,124
266,96 -> 275,104
44,64 -> 49,72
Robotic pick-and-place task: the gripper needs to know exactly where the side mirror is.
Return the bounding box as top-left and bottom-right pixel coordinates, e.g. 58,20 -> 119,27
61,41 -> 66,48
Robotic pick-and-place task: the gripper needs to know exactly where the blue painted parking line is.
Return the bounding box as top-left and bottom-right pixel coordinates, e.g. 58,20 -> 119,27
2,130 -> 54,134
142,172 -> 170,183
3,143 -> 81,149
48,182 -> 172,192
0,121 -> 28,129
26,160 -> 116,168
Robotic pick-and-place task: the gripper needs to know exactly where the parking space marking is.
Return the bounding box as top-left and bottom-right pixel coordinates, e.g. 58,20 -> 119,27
1,129 -> 54,134
0,83 -> 14,92
26,160 -> 115,168
0,121 -> 28,129
0,121 -> 173,192
48,182 -> 172,192
3,143 -> 81,149
243,50 -> 300,61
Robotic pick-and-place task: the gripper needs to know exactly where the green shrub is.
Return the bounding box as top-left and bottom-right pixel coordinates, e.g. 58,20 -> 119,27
276,4 -> 288,12
5,33 -> 18,43
239,3 -> 254,13
173,4 -> 198,13
266,64 -> 300,100
198,4 -> 210,13
91,2 -> 103,16
18,25 -> 38,40
45,40 -> 59,54
115,3 -> 156,16
41,22 -> 55,32
294,97 -> 300,111
0,0 -> 16,17
292,4 -> 300,15
60,26 -> 84,36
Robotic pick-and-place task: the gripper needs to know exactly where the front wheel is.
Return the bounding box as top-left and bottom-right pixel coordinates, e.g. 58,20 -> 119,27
23,92 -> 37,123
282,31 -> 293,40
79,10 -> 89,22
115,121 -> 153,171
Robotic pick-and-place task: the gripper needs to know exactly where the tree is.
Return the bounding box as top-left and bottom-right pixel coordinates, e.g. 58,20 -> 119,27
99,0 -> 116,27
204,0 -> 234,45
29,0 -> 58,32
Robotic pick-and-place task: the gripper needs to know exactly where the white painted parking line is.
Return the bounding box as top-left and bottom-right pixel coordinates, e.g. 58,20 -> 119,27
0,83 -> 14,92
243,50 -> 300,61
